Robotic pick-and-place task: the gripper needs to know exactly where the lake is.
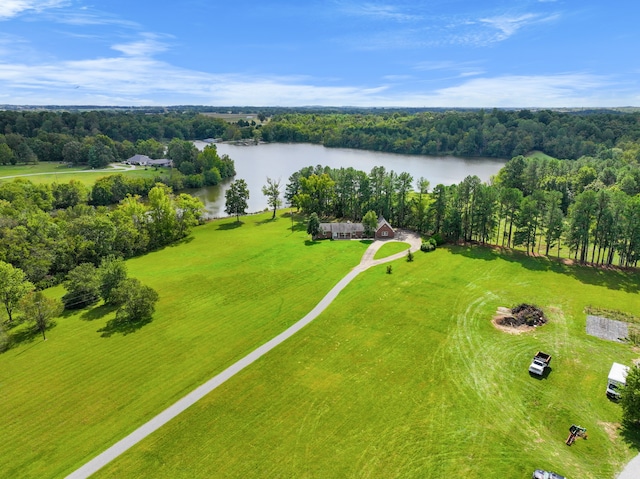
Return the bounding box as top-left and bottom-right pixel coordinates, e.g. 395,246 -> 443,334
191,141 -> 506,218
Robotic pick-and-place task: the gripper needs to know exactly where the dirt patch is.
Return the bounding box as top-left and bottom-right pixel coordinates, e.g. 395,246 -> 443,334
492,317 -> 532,334
598,421 -> 620,442
492,304 -> 547,334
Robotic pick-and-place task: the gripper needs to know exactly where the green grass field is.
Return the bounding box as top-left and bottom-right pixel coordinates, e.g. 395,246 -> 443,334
2,211 -> 639,479
373,241 -> 410,259
0,213 -> 367,478
0,163 -> 161,186
94,244 -> 640,479
526,150 -> 559,161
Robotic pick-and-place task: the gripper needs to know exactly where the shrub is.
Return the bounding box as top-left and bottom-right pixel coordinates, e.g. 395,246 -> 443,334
628,326 -> 640,346
429,233 -> 444,245
421,241 -> 435,252
620,365 -> 640,424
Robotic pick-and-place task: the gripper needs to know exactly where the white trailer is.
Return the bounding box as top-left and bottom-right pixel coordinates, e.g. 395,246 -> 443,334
606,362 -> 630,399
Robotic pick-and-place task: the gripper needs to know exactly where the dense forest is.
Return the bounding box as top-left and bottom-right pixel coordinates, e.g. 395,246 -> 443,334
286,143 -> 640,267
0,179 -> 205,288
1,108 -> 640,163
261,109 -> 640,160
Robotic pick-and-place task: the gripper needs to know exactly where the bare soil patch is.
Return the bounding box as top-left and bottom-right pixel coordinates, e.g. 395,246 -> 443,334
597,421 -> 620,442
492,304 -> 547,334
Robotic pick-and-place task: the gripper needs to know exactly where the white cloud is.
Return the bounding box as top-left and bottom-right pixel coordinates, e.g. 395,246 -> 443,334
459,71 -> 484,78
382,74 -> 414,81
341,8 -> 561,51
111,34 -> 170,57
0,50 -> 391,106
340,2 -> 421,22
479,12 -> 560,41
0,0 -> 68,19
0,32 -> 632,108
401,74 -> 614,108
413,60 -> 484,79
44,10 -> 139,27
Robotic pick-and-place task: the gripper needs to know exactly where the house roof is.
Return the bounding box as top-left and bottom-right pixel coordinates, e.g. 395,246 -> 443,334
147,158 -> 172,165
127,154 -> 151,163
377,216 -> 393,230
319,222 -> 364,234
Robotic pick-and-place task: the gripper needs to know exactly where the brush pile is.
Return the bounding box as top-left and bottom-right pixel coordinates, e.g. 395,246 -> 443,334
497,304 -> 547,327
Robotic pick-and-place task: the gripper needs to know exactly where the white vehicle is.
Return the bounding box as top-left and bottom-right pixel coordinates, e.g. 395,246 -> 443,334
606,362 -> 630,399
529,351 -> 552,376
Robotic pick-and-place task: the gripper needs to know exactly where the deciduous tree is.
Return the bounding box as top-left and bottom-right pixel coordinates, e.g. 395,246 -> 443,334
262,177 -> 282,219
362,210 -> 378,238
225,179 -> 250,222
620,365 -> 640,424
111,278 -> 159,324
147,183 -> 178,247
0,143 -> 14,165
99,256 -> 128,305
20,291 -> 63,340
0,261 -> 34,324
307,212 -> 320,238
175,193 -> 205,237
62,263 -> 101,310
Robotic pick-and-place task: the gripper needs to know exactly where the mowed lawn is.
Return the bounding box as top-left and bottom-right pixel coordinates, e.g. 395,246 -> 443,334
0,163 -> 160,186
95,246 -> 640,479
373,241 -> 410,259
0,212 -> 368,479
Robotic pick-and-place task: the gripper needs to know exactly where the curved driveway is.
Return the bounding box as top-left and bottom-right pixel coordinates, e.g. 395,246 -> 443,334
65,231 -> 422,479
618,453 -> 640,478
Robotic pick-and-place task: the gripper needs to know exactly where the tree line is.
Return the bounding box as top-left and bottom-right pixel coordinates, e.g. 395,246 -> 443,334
285,144 -> 640,267
0,180 -> 205,288
259,109 -> 640,160
0,255 -> 159,348
3,109 -> 640,166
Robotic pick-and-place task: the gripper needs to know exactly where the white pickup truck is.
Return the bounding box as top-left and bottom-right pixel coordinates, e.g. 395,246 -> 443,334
529,351 -> 552,376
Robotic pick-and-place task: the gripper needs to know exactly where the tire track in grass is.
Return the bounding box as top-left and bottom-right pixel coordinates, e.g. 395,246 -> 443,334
443,265 -> 546,470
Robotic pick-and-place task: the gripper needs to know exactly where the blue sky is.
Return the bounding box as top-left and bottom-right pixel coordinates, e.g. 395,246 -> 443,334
0,0 -> 637,107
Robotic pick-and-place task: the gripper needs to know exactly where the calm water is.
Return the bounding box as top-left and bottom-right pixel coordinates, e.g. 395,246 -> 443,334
191,141 -> 506,218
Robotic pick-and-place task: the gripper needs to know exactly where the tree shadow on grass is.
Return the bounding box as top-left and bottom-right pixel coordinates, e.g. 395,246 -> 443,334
360,240 -> 374,246
7,322 -> 56,349
254,216 -> 277,226
170,236 -> 195,247
217,221 -> 244,230
81,304 -> 117,321
305,239 -> 322,246
59,299 -> 100,319
97,316 -> 152,337
445,244 -> 640,293
279,212 -> 307,233
620,421 -> 640,452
